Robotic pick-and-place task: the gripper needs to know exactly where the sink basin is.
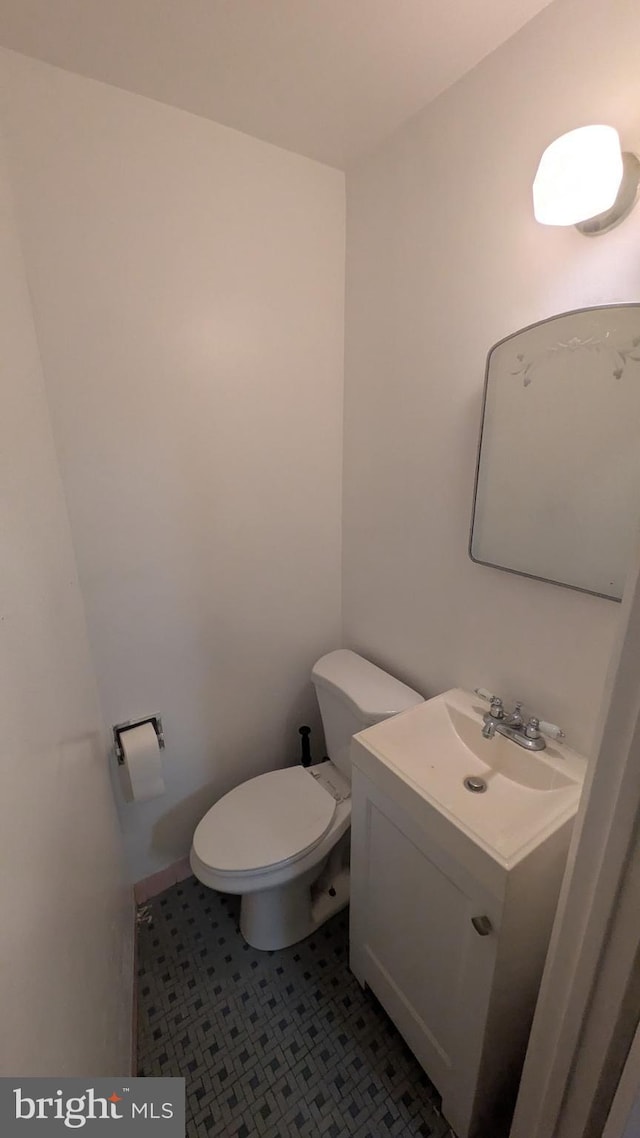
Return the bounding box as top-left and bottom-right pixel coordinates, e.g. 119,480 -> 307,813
352,688 -> 586,865
448,704 -> 576,790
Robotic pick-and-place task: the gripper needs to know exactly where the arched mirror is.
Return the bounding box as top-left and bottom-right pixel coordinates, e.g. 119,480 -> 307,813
470,304 -> 640,601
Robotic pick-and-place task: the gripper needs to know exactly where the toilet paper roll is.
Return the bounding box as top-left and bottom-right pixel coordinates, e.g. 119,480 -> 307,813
121,722 -> 165,802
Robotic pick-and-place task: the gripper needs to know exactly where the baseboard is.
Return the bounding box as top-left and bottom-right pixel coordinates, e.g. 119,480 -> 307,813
131,900 -> 138,1077
132,856 -> 192,1074
134,856 -> 192,904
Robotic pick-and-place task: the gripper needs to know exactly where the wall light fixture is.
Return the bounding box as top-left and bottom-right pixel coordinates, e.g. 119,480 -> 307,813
533,125 -> 640,236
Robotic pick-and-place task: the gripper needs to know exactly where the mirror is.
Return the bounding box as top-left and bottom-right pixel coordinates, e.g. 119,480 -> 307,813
470,304 -> 640,601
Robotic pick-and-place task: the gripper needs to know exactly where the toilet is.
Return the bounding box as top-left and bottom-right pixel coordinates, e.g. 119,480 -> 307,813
190,649 -> 424,950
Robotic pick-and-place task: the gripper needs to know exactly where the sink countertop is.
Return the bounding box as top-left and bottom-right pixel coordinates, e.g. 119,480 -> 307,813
352,688 -> 587,872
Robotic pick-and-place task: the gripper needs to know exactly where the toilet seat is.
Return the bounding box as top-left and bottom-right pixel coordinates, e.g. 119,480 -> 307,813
192,766 -> 337,875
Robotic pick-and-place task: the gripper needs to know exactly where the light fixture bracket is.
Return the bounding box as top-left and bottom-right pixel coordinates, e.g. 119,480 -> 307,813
576,151 -> 640,236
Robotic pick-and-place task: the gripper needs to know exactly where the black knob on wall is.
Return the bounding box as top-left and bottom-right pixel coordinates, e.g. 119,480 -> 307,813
299,725 -> 312,767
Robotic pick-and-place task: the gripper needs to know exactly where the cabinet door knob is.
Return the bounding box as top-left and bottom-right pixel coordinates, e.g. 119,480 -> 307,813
471,915 -> 493,936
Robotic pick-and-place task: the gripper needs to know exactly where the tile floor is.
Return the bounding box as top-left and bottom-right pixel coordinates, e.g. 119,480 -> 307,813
136,877 -> 454,1137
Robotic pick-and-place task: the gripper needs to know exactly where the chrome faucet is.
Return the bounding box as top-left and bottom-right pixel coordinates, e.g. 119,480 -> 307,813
475,690 -> 565,752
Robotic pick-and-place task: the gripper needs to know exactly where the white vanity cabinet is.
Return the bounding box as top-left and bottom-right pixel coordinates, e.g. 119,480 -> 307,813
349,706 -> 581,1138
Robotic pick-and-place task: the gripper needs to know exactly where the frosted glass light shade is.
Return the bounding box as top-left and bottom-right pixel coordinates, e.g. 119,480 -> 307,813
533,125 -> 624,226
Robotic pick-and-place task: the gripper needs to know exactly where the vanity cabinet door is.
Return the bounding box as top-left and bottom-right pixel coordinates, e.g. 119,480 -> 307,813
350,770 -> 499,1138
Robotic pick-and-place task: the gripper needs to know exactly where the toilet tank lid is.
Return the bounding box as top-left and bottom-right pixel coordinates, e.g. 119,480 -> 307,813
311,649 -> 424,721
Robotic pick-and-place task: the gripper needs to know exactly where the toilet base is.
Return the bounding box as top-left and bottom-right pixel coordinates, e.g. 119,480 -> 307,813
240,864 -> 350,951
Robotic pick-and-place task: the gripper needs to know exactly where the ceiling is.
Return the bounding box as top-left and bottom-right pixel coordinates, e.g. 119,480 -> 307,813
0,0 -> 553,168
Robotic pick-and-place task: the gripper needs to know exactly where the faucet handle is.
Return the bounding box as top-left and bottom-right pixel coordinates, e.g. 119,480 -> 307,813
539,720 -> 566,742
474,689 -> 505,717
475,689 -> 506,722
474,688 -> 496,703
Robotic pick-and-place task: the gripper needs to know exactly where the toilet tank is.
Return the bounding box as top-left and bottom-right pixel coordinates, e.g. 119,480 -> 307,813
311,649 -> 424,778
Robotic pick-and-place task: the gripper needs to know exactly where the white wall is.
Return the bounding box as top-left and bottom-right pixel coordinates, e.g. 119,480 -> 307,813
0,127 -> 132,1075
343,0 -> 640,757
0,50 -> 345,882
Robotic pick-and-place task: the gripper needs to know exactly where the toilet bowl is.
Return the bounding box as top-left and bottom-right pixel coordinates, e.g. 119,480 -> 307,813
190,649 -> 424,951
191,763 -> 351,950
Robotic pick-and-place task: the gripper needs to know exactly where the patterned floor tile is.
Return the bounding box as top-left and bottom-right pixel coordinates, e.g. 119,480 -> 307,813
137,877 -> 454,1137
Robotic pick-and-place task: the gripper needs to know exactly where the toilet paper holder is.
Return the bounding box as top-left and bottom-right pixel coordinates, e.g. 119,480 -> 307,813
113,714 -> 165,765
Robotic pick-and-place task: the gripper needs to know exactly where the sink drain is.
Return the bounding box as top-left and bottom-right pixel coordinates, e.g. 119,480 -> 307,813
464,775 -> 487,793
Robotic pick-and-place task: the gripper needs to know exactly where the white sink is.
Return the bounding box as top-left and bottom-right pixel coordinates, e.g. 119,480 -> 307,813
352,688 -> 586,865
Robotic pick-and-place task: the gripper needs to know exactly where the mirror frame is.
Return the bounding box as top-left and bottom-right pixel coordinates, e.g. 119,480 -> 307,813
469,303 -> 640,603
